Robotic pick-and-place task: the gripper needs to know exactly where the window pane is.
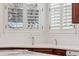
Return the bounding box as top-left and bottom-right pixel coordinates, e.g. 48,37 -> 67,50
50,3 -> 73,30
50,3 -> 61,29
26,4 -> 39,29
62,3 -> 73,29
8,3 -> 23,28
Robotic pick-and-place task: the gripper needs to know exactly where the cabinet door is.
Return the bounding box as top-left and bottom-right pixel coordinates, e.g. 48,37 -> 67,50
72,3 -> 79,23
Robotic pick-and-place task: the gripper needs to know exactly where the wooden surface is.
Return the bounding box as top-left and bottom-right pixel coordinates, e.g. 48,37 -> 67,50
72,3 -> 79,23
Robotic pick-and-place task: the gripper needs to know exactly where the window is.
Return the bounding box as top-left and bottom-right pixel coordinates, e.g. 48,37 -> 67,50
26,4 -> 39,29
50,3 -> 73,30
8,3 -> 23,28
50,4 -> 61,29
62,3 -> 73,29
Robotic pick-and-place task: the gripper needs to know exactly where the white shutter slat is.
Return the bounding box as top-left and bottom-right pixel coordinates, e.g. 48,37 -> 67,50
50,3 -> 73,30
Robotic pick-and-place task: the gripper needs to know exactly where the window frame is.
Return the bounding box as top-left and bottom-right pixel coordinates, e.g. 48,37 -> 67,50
48,3 -> 75,34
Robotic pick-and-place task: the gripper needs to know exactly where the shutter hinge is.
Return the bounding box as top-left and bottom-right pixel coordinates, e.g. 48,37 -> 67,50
42,8 -> 43,12
49,8 -> 51,11
42,26 -> 43,30
4,6 -> 7,9
49,26 -> 51,29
